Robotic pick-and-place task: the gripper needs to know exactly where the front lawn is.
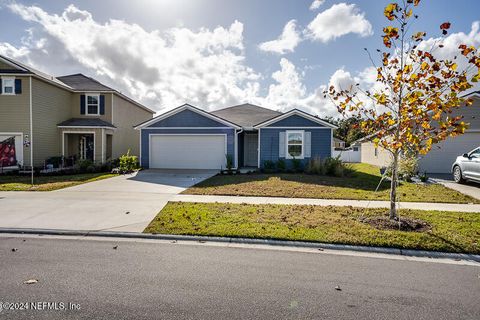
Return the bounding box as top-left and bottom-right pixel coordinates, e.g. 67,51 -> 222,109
0,173 -> 117,191
184,163 -> 479,204
144,202 -> 480,254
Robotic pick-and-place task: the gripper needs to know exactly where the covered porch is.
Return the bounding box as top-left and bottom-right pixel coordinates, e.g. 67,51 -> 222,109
237,130 -> 258,168
58,118 -> 115,164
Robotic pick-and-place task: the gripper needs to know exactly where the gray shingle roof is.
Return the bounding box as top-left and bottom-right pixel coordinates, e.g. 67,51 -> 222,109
211,103 -> 283,128
56,74 -> 114,91
0,54 -> 72,89
57,118 -> 116,128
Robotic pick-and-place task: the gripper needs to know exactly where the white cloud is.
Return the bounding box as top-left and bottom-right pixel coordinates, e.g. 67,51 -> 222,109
258,20 -> 301,54
416,21 -> 480,85
259,58 -> 338,117
0,3 -> 343,118
1,3 -> 260,112
306,3 -> 373,43
309,0 -> 325,11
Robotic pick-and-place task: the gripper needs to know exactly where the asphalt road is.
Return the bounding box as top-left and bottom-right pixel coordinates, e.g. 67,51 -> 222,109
0,235 -> 479,320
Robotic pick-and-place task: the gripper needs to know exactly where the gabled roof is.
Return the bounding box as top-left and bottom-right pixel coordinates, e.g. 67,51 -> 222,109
57,74 -> 115,92
253,109 -> 338,129
57,118 -> 116,129
134,104 -> 242,129
0,55 -> 73,89
0,55 -> 155,114
461,91 -> 480,99
211,103 -> 283,128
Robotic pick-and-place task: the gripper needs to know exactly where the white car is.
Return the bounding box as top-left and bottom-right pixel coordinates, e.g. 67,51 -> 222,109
452,146 -> 480,183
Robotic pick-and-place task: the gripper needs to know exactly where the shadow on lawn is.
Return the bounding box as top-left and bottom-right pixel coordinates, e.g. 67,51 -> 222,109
425,232 -> 471,253
193,169 -> 394,192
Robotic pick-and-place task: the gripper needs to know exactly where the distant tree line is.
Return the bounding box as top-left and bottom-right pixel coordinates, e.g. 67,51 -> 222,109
324,116 -> 366,147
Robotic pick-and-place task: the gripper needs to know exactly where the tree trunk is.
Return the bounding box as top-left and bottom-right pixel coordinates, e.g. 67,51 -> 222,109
389,151 -> 399,220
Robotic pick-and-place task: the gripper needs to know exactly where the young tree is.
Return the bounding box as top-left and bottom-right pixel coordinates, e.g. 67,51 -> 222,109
327,0 -> 479,219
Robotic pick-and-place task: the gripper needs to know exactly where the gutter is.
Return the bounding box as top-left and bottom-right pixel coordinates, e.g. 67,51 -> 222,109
0,228 -> 478,263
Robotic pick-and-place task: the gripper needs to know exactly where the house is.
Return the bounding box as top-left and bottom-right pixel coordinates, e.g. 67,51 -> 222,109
359,92 -> 480,173
135,103 -> 337,170
0,55 -> 154,170
333,137 -> 346,150
332,143 -> 361,163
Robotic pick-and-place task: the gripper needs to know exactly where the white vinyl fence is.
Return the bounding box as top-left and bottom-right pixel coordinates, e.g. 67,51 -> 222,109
332,148 -> 361,163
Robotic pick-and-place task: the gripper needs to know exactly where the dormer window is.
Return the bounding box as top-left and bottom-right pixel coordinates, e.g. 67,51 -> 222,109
86,94 -> 100,115
1,77 -> 15,95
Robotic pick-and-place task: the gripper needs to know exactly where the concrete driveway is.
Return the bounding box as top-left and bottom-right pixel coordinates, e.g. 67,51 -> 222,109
0,169 -> 217,232
430,173 -> 480,201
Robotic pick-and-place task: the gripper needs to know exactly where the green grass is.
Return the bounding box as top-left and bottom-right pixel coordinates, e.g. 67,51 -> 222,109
144,202 -> 480,254
184,163 -> 479,204
0,173 -> 117,191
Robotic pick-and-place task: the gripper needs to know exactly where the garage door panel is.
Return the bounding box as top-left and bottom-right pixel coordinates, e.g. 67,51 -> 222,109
418,132 -> 480,173
150,135 -> 226,169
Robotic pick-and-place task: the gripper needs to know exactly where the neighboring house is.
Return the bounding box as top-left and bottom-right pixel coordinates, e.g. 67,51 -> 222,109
135,103 -> 337,170
0,55 -> 154,170
332,143 -> 361,163
333,137 -> 346,150
359,92 -> 480,173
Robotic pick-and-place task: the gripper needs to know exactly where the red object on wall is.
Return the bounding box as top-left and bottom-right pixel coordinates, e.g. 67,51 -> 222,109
0,137 -> 17,167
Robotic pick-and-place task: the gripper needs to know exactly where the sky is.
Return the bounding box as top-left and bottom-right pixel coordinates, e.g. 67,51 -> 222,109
0,0 -> 479,116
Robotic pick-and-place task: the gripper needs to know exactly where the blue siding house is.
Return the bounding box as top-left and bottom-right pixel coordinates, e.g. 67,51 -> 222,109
135,104 -> 337,170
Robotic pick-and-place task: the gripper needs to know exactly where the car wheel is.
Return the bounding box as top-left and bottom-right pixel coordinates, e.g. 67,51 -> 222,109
453,166 -> 465,184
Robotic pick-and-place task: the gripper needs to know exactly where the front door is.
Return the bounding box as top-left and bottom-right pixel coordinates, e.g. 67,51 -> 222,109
244,132 -> 258,167
79,135 -> 94,161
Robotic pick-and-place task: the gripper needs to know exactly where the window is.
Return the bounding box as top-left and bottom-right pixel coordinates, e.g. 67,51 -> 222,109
353,147 -> 359,152
470,148 -> 480,158
286,130 -> 304,159
86,94 -> 99,115
1,77 -> 15,95
374,147 -> 378,157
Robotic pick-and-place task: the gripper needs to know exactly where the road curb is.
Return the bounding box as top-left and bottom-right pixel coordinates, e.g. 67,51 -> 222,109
0,227 -> 479,262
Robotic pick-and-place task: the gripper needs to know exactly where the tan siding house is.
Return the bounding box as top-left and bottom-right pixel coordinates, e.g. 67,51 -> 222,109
0,55 -> 154,170
360,141 -> 392,168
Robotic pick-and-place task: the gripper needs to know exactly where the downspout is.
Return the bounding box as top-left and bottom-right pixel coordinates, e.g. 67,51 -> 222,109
29,76 -> 33,186
234,128 -> 243,169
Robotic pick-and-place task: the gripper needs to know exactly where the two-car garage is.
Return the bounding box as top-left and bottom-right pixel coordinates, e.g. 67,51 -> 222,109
149,134 -> 227,170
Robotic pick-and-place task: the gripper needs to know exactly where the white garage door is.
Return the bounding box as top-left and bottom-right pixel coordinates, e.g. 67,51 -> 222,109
418,132 -> 480,173
150,134 -> 226,169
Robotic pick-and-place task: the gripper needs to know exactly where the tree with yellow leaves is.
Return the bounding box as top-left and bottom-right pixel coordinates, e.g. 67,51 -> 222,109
327,0 -> 479,219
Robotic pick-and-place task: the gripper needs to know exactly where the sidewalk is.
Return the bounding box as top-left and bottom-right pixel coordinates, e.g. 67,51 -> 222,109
173,194 -> 480,212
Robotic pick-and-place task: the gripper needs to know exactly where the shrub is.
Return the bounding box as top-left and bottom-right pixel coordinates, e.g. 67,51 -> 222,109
110,158 -> 120,168
263,160 -> 276,173
291,157 -> 302,172
225,154 -> 233,172
305,156 -> 349,177
385,154 -> 419,182
419,171 -> 428,182
399,155 -> 419,181
276,159 -> 286,172
305,156 -> 323,175
323,157 -> 343,176
118,150 -> 139,174
76,159 -> 94,172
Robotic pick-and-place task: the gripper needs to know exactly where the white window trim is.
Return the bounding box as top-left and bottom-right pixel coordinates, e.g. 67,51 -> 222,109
1,77 -> 15,95
86,94 -> 100,116
285,130 -> 304,159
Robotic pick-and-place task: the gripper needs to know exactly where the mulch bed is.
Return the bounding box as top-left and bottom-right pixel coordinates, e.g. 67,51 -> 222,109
360,216 -> 431,232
